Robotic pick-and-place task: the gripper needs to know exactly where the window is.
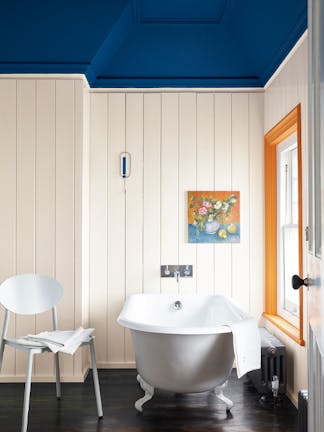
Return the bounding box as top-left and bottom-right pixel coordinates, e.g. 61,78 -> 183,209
263,104 -> 304,346
277,135 -> 299,326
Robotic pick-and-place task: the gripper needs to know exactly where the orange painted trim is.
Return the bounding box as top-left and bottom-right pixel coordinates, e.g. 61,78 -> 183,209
264,104 -> 305,346
263,313 -> 305,346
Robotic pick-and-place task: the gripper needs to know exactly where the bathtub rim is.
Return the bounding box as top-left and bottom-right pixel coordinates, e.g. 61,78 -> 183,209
117,293 -> 243,335
118,319 -> 232,335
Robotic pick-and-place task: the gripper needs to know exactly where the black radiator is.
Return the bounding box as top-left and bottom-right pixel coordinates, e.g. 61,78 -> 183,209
247,327 -> 286,395
298,390 -> 308,432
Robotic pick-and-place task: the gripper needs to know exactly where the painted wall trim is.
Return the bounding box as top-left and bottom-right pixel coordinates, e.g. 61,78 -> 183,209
0,73 -> 89,82
97,362 -> 136,369
89,87 -> 264,93
264,30 -> 308,90
0,75 -> 263,93
0,367 -> 90,383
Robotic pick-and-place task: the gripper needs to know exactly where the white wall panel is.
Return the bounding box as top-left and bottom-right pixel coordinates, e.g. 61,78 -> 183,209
35,79 -> 56,377
89,89 -> 264,368
0,77 -> 88,382
264,37 -> 308,406
143,94 -> 161,294
214,94 -> 232,297
55,80 -> 75,378
74,79 -> 86,376
231,93 -> 250,311
161,93 -> 179,294
0,80 -> 17,377
107,93 -> 126,365
89,93 -> 108,365
179,93 -> 197,294
249,93 -> 264,318
196,94 -> 215,295
125,93 -> 143,362
0,77 -> 265,379
16,80 -> 36,376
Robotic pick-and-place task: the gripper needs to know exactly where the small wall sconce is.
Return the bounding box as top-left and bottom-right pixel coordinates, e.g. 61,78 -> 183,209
120,152 -> 131,179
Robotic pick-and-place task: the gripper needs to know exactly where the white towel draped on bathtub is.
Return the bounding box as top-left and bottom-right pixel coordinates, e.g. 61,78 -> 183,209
227,318 -> 261,379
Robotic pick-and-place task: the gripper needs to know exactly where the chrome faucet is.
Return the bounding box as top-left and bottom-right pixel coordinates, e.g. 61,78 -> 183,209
174,270 -> 180,283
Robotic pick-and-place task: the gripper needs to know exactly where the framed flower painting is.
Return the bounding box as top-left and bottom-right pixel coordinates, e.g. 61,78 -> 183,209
188,191 -> 240,243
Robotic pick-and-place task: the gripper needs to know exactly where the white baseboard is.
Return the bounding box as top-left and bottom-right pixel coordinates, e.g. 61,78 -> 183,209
286,387 -> 298,408
0,366 -> 90,383
97,361 -> 136,369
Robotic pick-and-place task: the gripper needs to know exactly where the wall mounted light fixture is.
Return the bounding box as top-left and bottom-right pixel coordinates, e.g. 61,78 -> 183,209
120,152 -> 131,179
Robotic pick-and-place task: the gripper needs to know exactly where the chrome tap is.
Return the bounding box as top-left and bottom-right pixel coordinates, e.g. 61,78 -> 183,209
174,270 -> 180,283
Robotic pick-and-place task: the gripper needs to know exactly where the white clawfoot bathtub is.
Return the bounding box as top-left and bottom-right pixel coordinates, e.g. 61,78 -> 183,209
118,293 -> 253,413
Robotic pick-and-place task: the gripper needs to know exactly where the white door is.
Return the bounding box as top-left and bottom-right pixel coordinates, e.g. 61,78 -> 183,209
306,1 -> 324,431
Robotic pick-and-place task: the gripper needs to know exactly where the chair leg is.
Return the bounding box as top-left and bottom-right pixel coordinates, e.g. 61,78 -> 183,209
89,339 -> 103,418
54,352 -> 61,399
21,350 -> 34,432
0,341 -> 5,372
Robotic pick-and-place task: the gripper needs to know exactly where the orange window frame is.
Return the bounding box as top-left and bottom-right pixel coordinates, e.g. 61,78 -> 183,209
263,104 -> 305,346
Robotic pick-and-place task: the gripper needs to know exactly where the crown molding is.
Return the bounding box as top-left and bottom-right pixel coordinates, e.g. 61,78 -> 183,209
89,87 -> 264,93
0,73 -> 89,82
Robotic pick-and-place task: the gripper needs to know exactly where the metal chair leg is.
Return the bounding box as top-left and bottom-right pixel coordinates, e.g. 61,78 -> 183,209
0,310 -> 10,371
21,350 -> 34,432
54,352 -> 61,399
89,339 -> 103,418
0,341 -> 4,372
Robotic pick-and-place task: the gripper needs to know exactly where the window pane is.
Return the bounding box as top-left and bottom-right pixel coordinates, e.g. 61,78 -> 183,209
282,225 -> 299,315
277,135 -> 300,321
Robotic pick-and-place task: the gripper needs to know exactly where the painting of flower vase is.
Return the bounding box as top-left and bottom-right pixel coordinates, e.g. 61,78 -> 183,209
188,191 -> 240,243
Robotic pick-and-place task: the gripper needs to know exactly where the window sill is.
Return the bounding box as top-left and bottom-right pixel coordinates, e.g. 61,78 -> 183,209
262,312 -> 305,346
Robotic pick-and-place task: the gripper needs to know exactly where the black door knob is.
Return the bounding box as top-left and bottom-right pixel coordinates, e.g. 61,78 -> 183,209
292,275 -> 309,290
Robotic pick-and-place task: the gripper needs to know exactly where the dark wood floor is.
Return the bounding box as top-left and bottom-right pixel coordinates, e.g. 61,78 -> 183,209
0,369 -> 297,432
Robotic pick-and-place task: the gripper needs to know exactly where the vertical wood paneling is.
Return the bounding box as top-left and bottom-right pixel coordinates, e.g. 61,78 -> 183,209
0,80 -> 17,376
0,77 -> 87,382
125,93 -> 143,362
196,94 -> 214,294
179,93 -> 197,294
161,93 -> 179,294
143,94 -> 161,293
249,93 -> 264,318
73,79 -> 85,376
231,94 -> 250,311
16,79 -> 36,376
89,94 -> 108,364
264,37 -> 308,403
82,86 -> 90,374
35,79 -> 56,376
107,93 -> 126,364
55,80 -> 75,377
214,94 -> 232,297
89,89 -> 265,367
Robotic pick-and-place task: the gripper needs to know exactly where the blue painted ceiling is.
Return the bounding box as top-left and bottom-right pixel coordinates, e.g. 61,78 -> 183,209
0,0 -> 307,88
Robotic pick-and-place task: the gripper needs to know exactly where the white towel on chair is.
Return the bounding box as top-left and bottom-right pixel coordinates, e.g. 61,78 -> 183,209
21,327 -> 94,355
227,318 -> 261,379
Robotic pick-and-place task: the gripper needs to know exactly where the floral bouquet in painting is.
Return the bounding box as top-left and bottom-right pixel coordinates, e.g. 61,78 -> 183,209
188,191 -> 240,243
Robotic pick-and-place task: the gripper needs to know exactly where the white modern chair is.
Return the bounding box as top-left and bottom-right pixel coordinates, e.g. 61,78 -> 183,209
0,274 -> 103,432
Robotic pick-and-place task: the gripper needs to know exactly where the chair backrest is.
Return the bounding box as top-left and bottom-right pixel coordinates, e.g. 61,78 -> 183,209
0,274 -> 64,315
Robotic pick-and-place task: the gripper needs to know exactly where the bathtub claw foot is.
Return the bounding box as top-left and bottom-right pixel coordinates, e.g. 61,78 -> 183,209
135,375 -> 154,412
214,383 -> 234,412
